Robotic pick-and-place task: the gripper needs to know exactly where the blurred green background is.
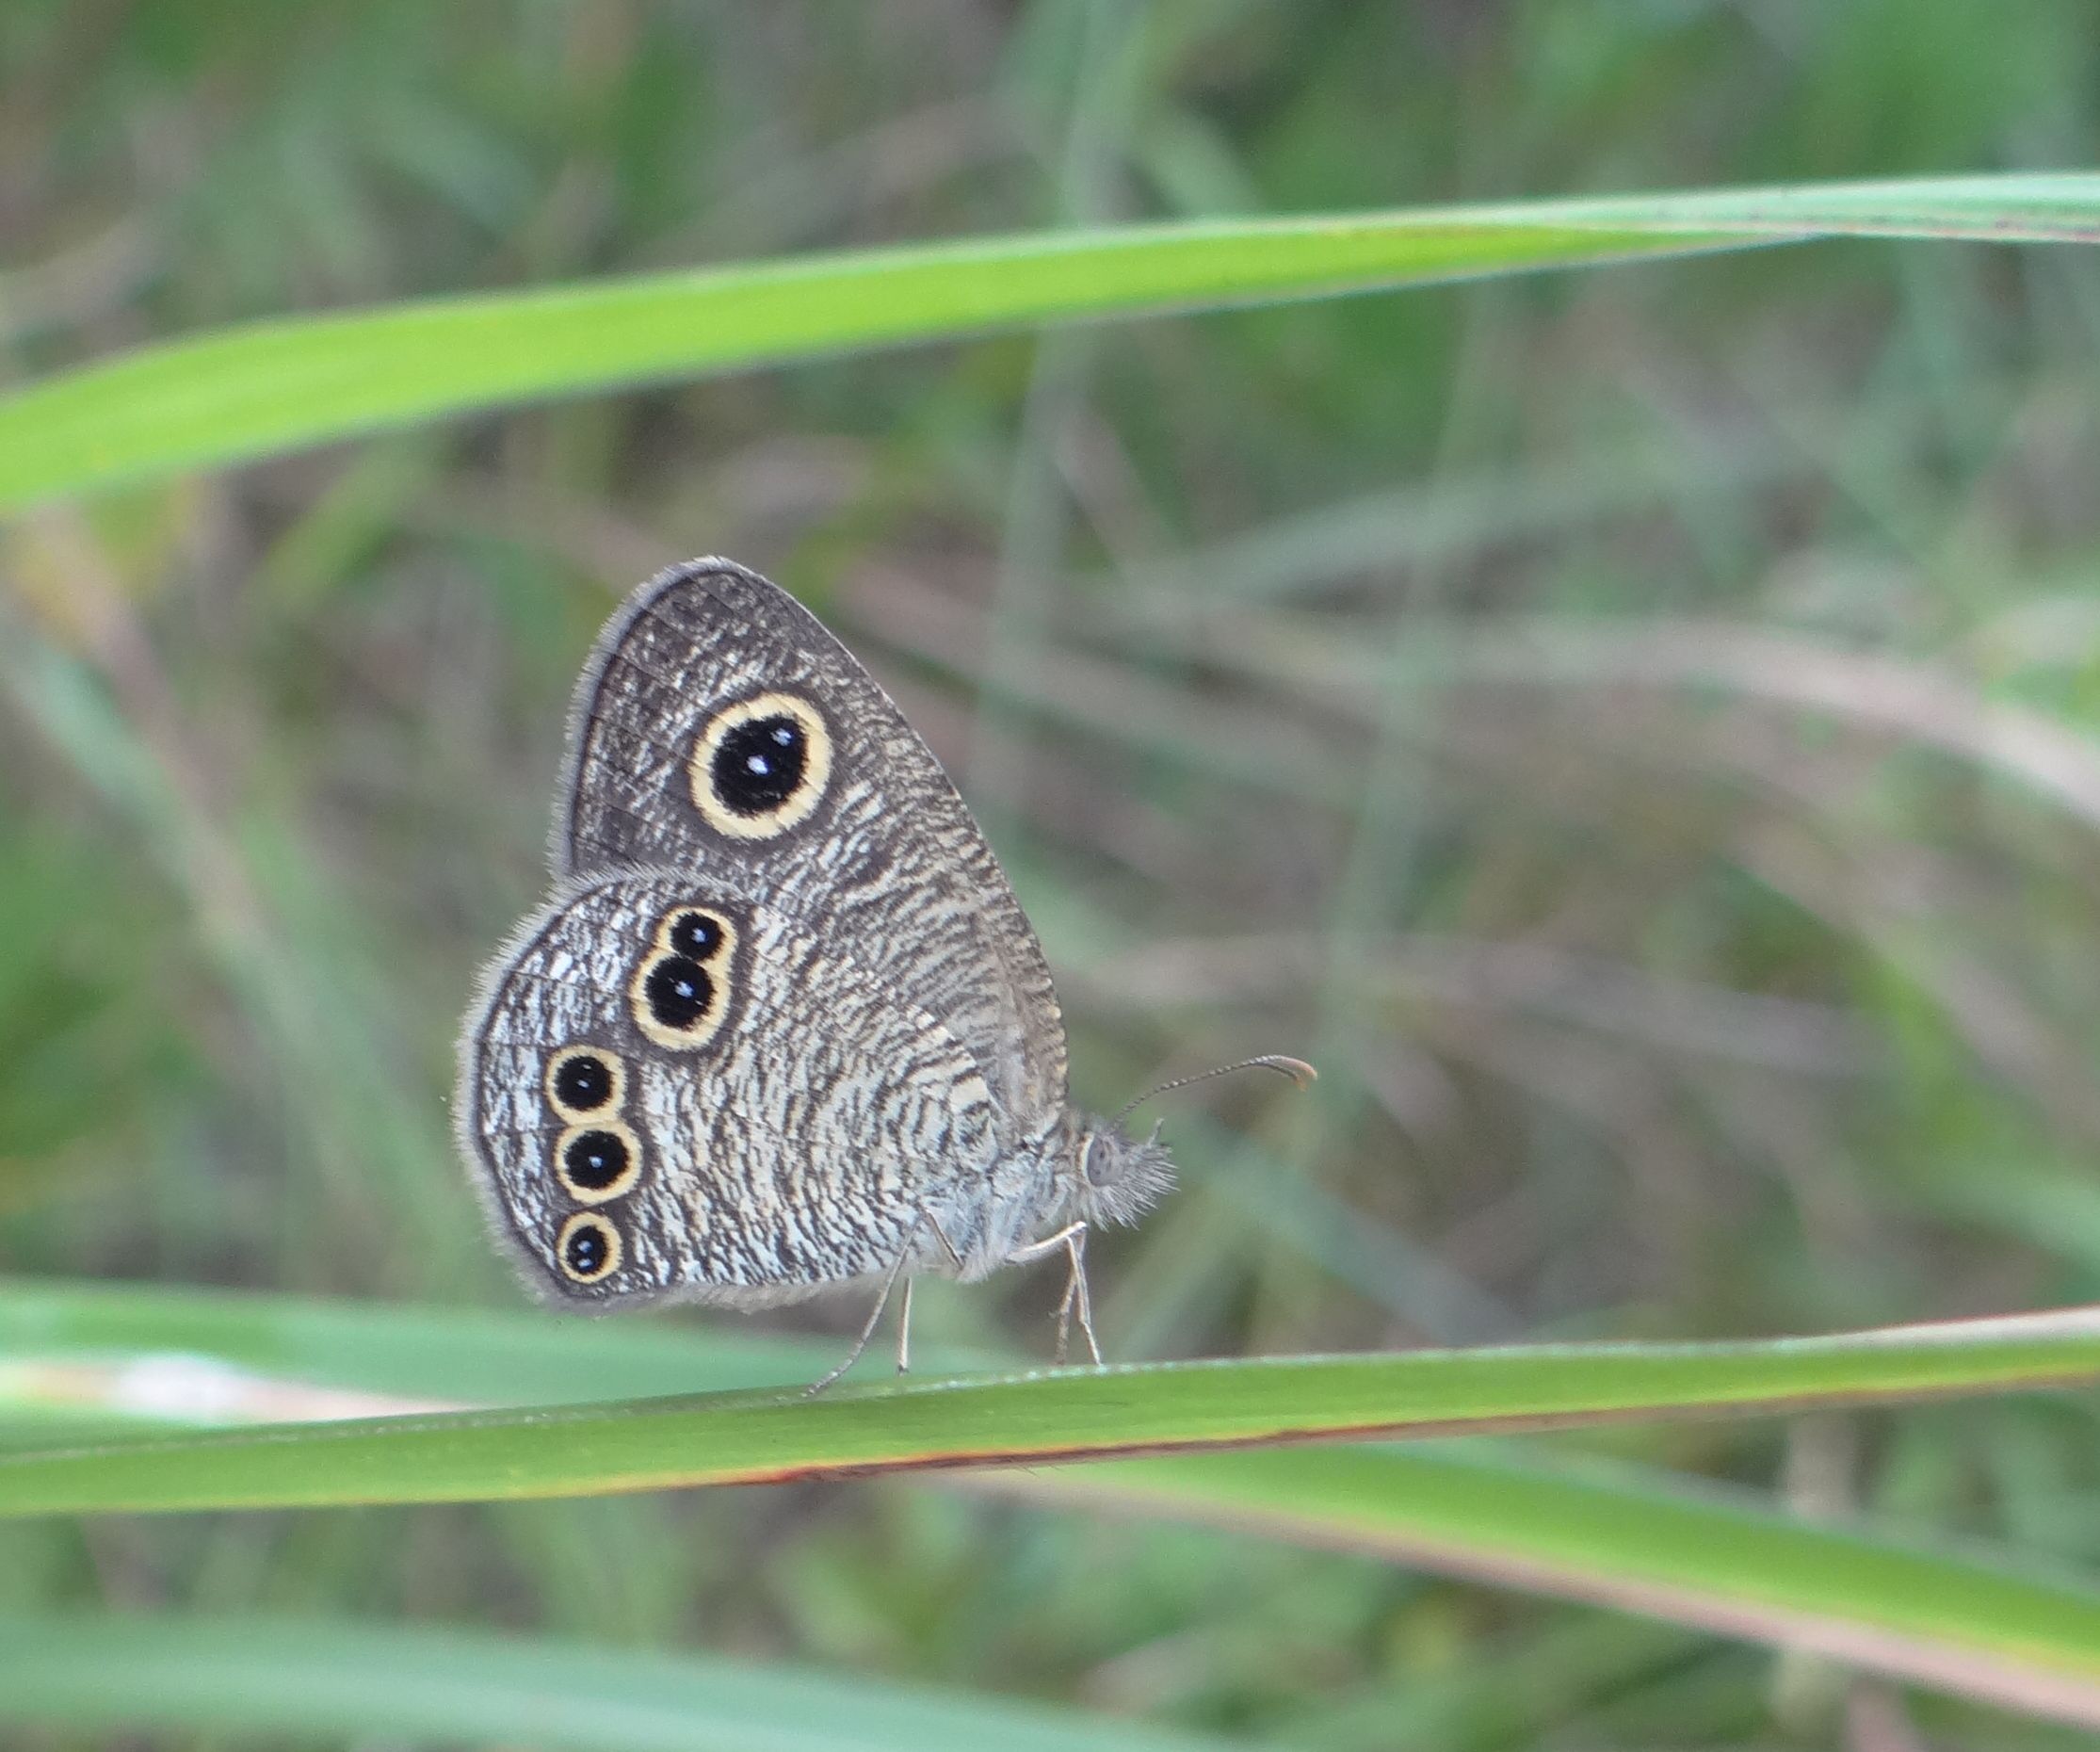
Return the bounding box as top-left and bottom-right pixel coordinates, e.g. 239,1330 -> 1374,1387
7,2 -> 2100,1746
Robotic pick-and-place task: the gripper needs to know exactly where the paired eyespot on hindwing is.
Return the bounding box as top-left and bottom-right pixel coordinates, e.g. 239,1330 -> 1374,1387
629,903 -> 740,1051
687,691 -> 833,839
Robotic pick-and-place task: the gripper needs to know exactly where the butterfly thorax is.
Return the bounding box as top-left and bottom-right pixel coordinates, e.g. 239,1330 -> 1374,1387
934,1111 -> 1174,1283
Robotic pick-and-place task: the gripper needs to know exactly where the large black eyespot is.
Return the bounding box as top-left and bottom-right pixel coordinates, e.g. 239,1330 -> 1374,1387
687,692 -> 832,840
544,1044 -> 627,1123
643,955 -> 714,1030
557,1212 -> 622,1284
711,714 -> 806,816
668,909 -> 725,961
552,1051 -> 613,1112
562,1128 -> 629,1192
554,1119 -> 641,1202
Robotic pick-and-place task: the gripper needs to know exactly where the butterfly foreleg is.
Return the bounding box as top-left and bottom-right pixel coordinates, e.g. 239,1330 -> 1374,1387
1005,1221 -> 1101,1367
1058,1226 -> 1100,1366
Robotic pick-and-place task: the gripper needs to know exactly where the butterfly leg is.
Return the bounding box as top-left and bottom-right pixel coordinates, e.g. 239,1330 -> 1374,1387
927,1210 -> 965,1272
890,1212 -> 973,1376
807,1216 -> 924,1396
895,1276 -> 914,1374
1006,1221 -> 1101,1367
1061,1225 -> 1101,1365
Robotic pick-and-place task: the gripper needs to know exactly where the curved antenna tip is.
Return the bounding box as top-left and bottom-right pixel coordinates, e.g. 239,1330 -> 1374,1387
1114,1052 -> 1319,1124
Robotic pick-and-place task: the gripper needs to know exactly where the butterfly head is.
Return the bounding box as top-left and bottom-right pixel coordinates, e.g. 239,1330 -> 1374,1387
1073,1120 -> 1177,1227
1066,1054 -> 1317,1228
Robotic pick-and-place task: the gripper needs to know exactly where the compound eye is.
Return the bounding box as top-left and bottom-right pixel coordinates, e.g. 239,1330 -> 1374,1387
1082,1132 -> 1112,1187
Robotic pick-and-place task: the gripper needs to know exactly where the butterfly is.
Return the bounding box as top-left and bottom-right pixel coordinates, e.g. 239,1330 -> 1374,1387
455,559 -> 1309,1387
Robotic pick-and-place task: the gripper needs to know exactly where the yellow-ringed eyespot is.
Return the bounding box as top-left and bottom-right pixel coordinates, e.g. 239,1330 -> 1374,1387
553,1118 -> 643,1204
544,1045 -> 625,1122
629,949 -> 730,1051
688,691 -> 832,839
651,903 -> 736,967
556,1211 -> 622,1284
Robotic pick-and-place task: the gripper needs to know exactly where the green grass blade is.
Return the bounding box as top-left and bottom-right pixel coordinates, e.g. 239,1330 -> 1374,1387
0,1615 -> 1239,1752
1031,1449 -> 2100,1732
3,173 -> 2098,514
8,1283 -> 2100,1724
0,1276 -> 844,1417
1,1287 -> 2097,1515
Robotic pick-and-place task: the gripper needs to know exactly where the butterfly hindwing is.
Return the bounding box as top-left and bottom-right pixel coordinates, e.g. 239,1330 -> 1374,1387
552,559 -> 1067,1127
458,869 -> 1002,1307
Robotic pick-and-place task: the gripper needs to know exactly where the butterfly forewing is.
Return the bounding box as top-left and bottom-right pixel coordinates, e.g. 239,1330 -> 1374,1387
553,560 -> 1067,1127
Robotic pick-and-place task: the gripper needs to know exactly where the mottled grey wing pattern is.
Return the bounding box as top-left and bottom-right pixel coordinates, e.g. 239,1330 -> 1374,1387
460,870 -> 1002,1307
554,559 -> 1066,1128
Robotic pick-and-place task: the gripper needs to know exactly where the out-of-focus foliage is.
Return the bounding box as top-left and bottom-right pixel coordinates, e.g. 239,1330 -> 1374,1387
6,3 -> 2100,1746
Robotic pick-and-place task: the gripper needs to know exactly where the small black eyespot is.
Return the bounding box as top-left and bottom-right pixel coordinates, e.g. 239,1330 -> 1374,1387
551,1051 -> 614,1112
668,910 -> 725,961
643,955 -> 715,1030
711,714 -> 807,816
562,1128 -> 630,1192
563,1218 -> 615,1279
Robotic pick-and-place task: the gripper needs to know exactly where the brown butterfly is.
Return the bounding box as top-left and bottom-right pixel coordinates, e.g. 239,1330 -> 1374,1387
457,560 -> 1309,1387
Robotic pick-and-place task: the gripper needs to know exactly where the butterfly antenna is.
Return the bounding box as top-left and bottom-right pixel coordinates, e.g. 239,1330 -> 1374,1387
1113,1055 -> 1317,1127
